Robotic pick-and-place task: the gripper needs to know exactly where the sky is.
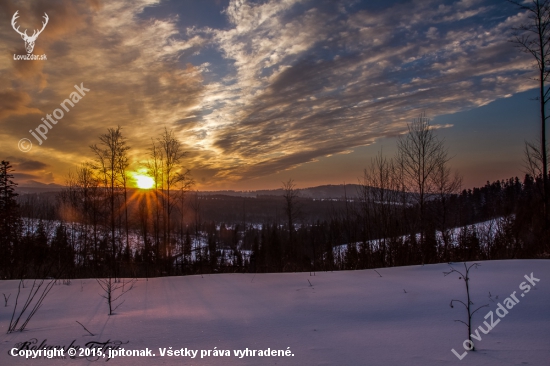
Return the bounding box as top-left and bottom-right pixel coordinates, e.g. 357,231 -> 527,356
0,0 -> 544,190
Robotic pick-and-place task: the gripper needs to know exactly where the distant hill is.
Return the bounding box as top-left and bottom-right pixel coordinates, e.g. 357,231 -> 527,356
201,184 -> 363,199
15,180 -> 65,194
14,183 -> 367,200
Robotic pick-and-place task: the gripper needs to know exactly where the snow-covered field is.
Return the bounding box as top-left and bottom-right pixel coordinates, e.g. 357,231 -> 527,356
1,260 -> 548,365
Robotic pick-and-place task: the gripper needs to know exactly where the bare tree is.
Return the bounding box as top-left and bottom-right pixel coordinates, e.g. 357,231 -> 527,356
510,0 -> 550,224
116,143 -> 131,256
96,276 -> 137,316
282,179 -> 300,231
176,177 -> 194,274
432,160 -> 462,261
90,126 -> 130,277
58,163 -> 103,274
190,191 -> 202,274
157,128 -> 191,265
524,140 -> 544,179
76,163 -> 103,272
137,193 -> 152,279
359,149 -> 402,266
444,263 -> 488,351
147,140 -> 163,264
144,129 -> 193,274
282,179 -> 301,268
397,114 -> 451,262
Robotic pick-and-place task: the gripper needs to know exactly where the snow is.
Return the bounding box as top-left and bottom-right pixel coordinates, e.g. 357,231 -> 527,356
333,218 -> 506,255
1,260 -> 548,365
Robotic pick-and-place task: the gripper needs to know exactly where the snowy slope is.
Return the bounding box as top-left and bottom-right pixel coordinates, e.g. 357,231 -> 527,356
1,260 -> 548,365
333,218 -> 506,256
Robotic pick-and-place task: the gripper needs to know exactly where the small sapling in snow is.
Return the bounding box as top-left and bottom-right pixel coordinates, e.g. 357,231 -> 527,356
96,276 -> 137,315
444,262 -> 488,351
3,293 -> 10,307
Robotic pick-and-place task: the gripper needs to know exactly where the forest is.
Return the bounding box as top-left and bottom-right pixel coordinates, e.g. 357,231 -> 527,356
1,117 -> 548,281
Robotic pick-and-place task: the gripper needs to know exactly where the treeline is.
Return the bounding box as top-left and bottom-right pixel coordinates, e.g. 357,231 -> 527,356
2,171 -> 548,279
1,173 -> 547,279
1,119 -> 548,280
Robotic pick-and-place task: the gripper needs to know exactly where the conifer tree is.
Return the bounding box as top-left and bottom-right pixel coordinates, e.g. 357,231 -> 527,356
0,161 -> 21,278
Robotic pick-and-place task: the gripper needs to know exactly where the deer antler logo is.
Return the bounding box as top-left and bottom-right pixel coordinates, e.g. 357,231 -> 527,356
11,11 -> 49,54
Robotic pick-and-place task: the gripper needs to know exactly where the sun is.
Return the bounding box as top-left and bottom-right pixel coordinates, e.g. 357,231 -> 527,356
132,170 -> 155,189
136,175 -> 155,189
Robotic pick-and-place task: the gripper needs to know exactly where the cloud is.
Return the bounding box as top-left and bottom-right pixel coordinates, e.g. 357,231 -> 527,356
0,90 -> 42,119
5,155 -> 54,184
11,157 -> 50,171
0,0 -> 206,183
196,0 -> 533,182
0,0 -> 537,188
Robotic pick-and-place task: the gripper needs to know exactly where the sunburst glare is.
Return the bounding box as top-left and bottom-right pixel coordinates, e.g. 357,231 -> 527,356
132,170 -> 155,189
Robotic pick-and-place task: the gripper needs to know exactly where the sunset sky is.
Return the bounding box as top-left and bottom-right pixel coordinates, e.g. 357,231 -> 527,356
0,0 -> 543,190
